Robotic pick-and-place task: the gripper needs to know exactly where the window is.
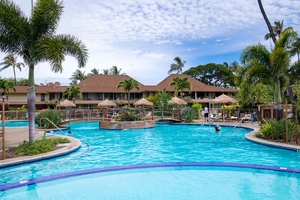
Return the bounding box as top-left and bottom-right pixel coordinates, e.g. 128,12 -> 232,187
41,93 -> 45,101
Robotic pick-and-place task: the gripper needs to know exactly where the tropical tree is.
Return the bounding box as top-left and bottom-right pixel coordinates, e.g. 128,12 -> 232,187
169,56 -> 186,74
184,63 -> 236,88
257,0 -> 276,43
110,66 -> 124,75
87,68 -> 100,76
0,78 -> 16,94
117,78 -> 140,107
0,0 -> 88,141
290,38 -> 300,64
157,88 -> 172,118
0,54 -> 24,85
102,69 -> 109,75
240,29 -> 297,120
70,69 -> 87,85
170,77 -> 192,98
62,85 -> 82,101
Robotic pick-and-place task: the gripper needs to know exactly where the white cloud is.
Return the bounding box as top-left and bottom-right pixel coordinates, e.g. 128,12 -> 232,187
1,0 -> 300,85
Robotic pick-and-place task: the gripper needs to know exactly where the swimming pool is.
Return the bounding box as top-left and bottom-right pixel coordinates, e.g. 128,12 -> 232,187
1,122 -> 300,198
0,120 -> 37,127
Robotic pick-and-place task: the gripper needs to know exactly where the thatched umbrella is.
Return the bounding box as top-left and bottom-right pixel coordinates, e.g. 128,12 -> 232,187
97,99 -> 117,119
97,99 -> 117,107
134,98 -> 154,119
134,98 -> 153,106
170,96 -> 187,105
56,99 -> 76,122
214,94 -> 238,104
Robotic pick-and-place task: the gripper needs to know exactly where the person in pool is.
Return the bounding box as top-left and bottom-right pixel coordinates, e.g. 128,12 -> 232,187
215,125 -> 221,132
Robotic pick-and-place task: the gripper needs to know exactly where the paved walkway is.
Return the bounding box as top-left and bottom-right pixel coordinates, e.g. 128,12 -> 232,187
0,120 -> 299,167
0,127 -> 81,167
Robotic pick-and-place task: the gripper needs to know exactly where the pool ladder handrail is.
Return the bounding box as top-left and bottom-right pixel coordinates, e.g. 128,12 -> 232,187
40,117 -> 63,134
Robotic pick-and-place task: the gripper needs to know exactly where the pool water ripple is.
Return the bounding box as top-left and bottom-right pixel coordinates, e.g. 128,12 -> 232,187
1,122 -> 300,185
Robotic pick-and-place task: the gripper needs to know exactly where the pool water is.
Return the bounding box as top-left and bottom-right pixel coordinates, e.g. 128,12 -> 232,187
2,166 -> 300,200
1,122 -> 300,198
0,121 -> 37,127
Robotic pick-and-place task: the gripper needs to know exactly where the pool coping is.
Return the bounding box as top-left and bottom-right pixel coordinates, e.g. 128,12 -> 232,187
0,135 -> 81,168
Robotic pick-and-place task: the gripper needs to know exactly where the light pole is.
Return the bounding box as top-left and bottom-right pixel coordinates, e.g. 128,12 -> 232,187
1,92 -> 7,160
294,94 -> 298,144
284,90 -> 289,143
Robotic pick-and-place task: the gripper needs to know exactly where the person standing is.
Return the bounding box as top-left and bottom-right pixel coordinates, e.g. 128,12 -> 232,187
204,106 -> 209,122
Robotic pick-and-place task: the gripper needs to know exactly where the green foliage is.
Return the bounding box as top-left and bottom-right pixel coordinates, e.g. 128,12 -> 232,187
35,109 -> 62,128
184,63 -> 236,88
63,85 -> 82,100
8,105 -> 27,111
170,77 -> 192,97
260,119 -> 296,141
192,103 -> 202,110
115,110 -> 141,121
182,107 -> 197,123
13,137 -> 70,156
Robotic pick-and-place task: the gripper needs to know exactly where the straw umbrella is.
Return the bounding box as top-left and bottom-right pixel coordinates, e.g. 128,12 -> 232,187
170,96 -> 187,105
97,99 -> 117,119
56,99 -> 76,122
134,98 -> 154,119
214,94 -> 238,120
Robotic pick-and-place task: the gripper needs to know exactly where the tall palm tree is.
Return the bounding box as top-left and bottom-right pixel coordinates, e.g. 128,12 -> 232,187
229,61 -> 240,75
0,0 -> 88,141
70,69 -> 87,84
169,57 -> 186,74
117,78 -> 140,107
157,88 -> 172,119
0,54 -> 24,85
170,77 -> 192,97
264,20 -> 293,48
63,85 -> 82,102
110,66 -> 124,75
241,29 -> 297,120
257,0 -> 276,43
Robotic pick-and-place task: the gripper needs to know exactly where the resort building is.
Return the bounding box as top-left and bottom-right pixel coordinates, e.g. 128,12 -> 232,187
3,74 -> 238,109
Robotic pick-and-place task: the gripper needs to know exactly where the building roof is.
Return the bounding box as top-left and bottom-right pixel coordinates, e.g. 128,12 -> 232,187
76,74 -> 146,93
154,74 -> 238,92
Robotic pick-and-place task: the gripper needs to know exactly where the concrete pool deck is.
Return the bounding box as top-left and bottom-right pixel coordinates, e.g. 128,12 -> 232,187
0,121 -> 299,168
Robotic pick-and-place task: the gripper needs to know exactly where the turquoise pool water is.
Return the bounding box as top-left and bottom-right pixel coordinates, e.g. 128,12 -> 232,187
0,120 -> 38,127
1,122 -> 300,199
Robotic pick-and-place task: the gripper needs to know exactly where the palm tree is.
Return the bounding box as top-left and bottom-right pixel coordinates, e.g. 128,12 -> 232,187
87,68 -> 100,76
257,0 -> 276,43
170,77 -> 192,97
102,69 -> 110,75
0,78 -> 16,94
157,88 -> 172,119
0,0 -> 88,141
240,29 -> 297,120
70,69 -> 87,85
169,57 -> 186,74
110,66 -> 124,75
264,20 -> 293,48
290,38 -> 300,64
117,78 -> 140,107
229,61 -> 240,75
0,54 -> 24,85
63,85 -> 82,102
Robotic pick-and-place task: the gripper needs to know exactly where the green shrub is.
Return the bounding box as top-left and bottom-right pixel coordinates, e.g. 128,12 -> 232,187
260,119 -> 296,141
14,137 -> 70,156
182,107 -> 197,123
115,110 -> 141,121
35,109 -> 63,128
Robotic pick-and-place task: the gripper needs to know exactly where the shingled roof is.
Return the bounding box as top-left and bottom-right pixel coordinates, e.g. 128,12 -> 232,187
154,74 -> 238,92
76,74 -> 146,93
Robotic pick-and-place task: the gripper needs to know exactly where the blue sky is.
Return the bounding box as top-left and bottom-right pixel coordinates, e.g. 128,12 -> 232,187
1,0 -> 300,86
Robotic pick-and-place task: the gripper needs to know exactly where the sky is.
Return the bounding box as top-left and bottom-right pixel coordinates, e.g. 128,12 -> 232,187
1,0 -> 300,86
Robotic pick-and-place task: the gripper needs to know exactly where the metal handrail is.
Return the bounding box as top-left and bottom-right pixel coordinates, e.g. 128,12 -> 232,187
40,117 -> 62,134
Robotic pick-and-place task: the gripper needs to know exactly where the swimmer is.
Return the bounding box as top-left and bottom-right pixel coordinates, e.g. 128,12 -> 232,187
215,125 -> 221,132
68,131 -> 72,134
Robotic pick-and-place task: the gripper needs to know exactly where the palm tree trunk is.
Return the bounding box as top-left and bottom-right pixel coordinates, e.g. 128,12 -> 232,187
274,78 -> 282,121
127,92 -> 130,107
13,66 -> 17,85
28,65 -> 35,142
257,0 -> 276,43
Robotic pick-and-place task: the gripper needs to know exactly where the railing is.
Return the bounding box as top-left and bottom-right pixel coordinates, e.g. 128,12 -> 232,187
40,117 -> 63,134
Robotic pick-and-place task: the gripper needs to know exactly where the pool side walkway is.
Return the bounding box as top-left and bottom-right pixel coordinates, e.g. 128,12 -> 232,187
1,121 -> 300,168
0,128 -> 81,168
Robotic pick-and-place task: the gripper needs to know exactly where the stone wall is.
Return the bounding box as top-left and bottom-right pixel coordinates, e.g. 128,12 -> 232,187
100,120 -> 155,129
